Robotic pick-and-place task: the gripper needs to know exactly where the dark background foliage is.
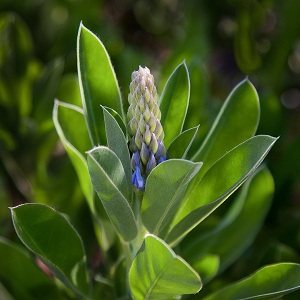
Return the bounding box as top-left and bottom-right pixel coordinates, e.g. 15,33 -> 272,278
0,0 -> 299,298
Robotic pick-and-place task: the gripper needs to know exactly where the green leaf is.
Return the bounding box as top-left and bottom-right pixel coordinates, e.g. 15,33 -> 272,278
53,100 -> 115,251
87,146 -> 137,241
103,106 -> 127,135
141,159 -> 202,235
203,263 -> 300,300
183,167 -> 274,276
129,234 -> 202,300
53,100 -> 94,211
166,135 -> 277,245
57,73 -> 82,107
159,62 -> 190,148
167,125 -> 200,159
0,237 -> 62,300
77,22 -> 123,146
192,79 -> 260,175
10,204 -> 90,299
189,254 -> 220,284
102,106 -> 132,191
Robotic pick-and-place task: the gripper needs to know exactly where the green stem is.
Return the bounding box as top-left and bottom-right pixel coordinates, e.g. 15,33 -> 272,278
122,240 -> 133,270
122,191 -> 148,299
120,240 -> 133,300
130,191 -> 148,257
122,191 -> 148,268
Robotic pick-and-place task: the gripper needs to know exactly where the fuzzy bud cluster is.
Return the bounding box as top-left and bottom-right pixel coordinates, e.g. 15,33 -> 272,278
127,66 -> 167,191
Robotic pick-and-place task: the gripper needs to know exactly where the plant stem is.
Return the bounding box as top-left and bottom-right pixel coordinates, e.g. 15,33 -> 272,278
130,191 -> 148,257
122,191 -> 148,299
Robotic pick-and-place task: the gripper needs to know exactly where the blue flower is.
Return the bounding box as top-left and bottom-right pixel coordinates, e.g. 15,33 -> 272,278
131,152 -> 145,190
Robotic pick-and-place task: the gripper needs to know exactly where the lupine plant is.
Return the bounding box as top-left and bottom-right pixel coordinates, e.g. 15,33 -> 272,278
9,23 -> 300,300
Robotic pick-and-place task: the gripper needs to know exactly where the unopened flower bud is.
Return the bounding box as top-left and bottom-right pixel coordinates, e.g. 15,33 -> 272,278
140,142 -> 149,165
149,133 -> 158,153
146,152 -> 157,174
127,66 -> 167,191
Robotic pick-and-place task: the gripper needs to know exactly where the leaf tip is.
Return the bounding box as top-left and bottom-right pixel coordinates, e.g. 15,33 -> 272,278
78,21 -> 86,32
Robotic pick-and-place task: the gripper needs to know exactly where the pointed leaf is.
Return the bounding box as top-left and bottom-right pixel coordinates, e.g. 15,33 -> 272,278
203,263 -> 300,300
103,106 -> 127,135
141,159 -> 202,235
129,234 -> 202,300
0,237 -> 62,300
87,146 -> 137,241
77,23 -> 123,145
11,204 -> 90,298
53,100 -> 91,156
53,100 -> 115,251
167,125 -> 200,159
159,62 -> 190,148
166,135 -> 277,245
192,79 -> 260,175
183,167 -> 274,276
102,106 -> 132,190
53,100 -> 94,210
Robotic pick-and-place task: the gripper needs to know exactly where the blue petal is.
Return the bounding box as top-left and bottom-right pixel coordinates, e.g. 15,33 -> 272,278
140,142 -> 149,165
132,166 -> 145,191
133,151 -> 140,167
146,151 -> 156,174
156,140 -> 163,158
155,140 -> 166,161
157,155 -> 166,164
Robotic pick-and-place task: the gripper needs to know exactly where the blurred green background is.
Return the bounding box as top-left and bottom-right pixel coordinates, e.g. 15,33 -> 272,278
0,0 -> 299,297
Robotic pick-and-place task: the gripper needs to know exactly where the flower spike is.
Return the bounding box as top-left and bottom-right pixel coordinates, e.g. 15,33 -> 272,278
127,66 -> 167,191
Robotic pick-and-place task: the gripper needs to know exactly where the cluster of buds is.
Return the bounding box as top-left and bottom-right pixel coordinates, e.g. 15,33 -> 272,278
127,66 -> 167,191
